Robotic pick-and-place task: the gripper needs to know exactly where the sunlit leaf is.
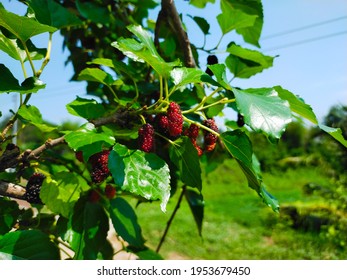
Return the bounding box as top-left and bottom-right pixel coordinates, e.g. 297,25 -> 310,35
190,0 -> 215,8
66,96 -> 105,120
64,123 -> 115,152
78,68 -> 115,86
319,124 -> 347,148
108,143 -> 171,212
226,44 -> 274,78
233,87 -> 292,140
0,4 -> 56,42
217,0 -> 257,35
40,172 -> 83,218
17,105 -> 56,132
274,86 -> 318,125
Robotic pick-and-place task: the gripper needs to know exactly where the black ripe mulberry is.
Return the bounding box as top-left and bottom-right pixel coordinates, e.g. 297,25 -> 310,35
89,150 -> 110,183
205,55 -> 218,76
138,123 -> 155,153
203,118 -> 219,152
167,102 -> 183,137
237,113 -> 245,127
25,173 -> 46,204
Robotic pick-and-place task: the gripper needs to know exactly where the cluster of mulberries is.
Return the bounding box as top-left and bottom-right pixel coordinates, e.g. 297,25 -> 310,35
25,172 -> 46,204
184,119 -> 219,155
138,102 -> 184,153
137,102 -> 219,155
89,150 -> 110,183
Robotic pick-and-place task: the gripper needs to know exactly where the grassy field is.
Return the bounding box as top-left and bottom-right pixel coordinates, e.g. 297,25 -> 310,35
132,159 -> 346,260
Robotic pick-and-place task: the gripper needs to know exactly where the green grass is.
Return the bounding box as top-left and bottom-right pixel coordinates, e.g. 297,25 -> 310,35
133,160 -> 346,260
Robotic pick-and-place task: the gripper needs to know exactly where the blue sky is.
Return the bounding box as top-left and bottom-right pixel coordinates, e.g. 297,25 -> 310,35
1,0 -> 346,125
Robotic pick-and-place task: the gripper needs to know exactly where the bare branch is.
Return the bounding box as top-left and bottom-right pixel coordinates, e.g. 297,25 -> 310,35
0,180 -> 26,200
25,136 -> 66,160
161,0 -> 196,68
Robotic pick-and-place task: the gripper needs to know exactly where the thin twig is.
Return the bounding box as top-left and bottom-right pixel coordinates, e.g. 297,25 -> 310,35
156,185 -> 186,253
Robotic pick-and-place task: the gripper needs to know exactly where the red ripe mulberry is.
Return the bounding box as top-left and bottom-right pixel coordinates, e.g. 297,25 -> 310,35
203,118 -> 219,152
184,123 -> 200,139
89,189 -> 101,203
167,102 -> 183,137
25,172 -> 46,204
89,150 -> 110,183
75,151 -> 84,162
184,124 -> 203,156
154,114 -> 169,134
138,123 -> 155,153
105,185 -> 116,199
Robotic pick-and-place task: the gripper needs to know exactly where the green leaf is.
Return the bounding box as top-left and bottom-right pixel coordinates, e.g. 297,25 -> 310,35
111,25 -> 180,77
88,58 -> 114,68
78,68 -> 115,86
217,0 -> 258,35
82,202 -> 110,259
207,64 -> 232,90
66,96 -> 105,120
127,25 -> 159,58
21,76 -> 46,91
233,87 -> 292,140
108,143 -> 171,212
64,198 -> 109,260
0,4 -> 56,42
170,67 -> 217,89
0,198 -> 22,235
27,0 -> 82,29
185,189 -> 204,236
64,123 -> 115,152
40,172 -> 83,218
190,0 -> 215,8
109,197 -> 145,248
17,105 -> 56,132
169,137 -> 202,191
226,44 -> 274,78
0,64 -> 45,94
319,124 -> 347,148
76,0 -> 111,25
188,15 -> 210,35
0,31 -> 45,62
235,0 -> 263,46
220,130 -> 279,212
274,86 -> 318,125
0,230 -> 59,260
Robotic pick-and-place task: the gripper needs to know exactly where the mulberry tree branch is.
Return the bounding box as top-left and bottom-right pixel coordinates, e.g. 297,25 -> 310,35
0,180 -> 26,200
160,0 -> 196,68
